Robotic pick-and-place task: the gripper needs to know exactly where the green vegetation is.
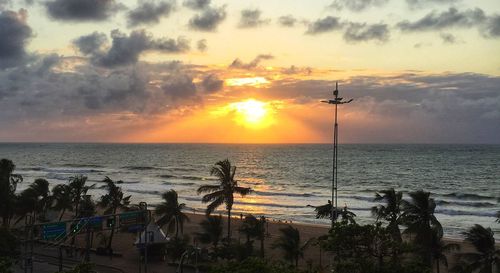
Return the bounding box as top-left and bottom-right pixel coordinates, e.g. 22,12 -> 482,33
453,224 -> 500,273
195,215 -> 223,249
272,225 -> 310,268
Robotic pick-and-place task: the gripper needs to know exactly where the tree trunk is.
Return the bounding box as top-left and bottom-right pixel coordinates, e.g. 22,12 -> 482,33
227,209 -> 231,239
107,207 -> 117,250
260,238 -> 264,258
175,218 -> 179,239
59,208 -> 66,221
436,259 -> 440,273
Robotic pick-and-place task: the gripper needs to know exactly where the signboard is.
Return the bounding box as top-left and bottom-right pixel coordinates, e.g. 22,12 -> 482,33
70,217 -> 103,234
119,211 -> 146,227
42,222 -> 66,240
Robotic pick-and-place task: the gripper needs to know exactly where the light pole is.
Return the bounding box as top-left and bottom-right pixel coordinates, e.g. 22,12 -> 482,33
321,82 -> 353,227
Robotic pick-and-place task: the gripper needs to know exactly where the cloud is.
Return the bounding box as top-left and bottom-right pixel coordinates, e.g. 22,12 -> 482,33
482,15 -> 500,38
201,73 -> 223,93
278,15 -> 297,27
281,65 -> 312,75
0,9 -> 32,69
328,0 -> 389,12
127,0 -> 175,27
343,22 -> 389,43
440,32 -> 457,44
196,39 -> 207,52
162,74 -> 197,99
73,32 -> 108,55
306,16 -> 342,34
397,7 -> 487,32
406,0 -> 459,9
183,0 -> 210,10
238,9 -> 270,28
45,0 -> 124,21
188,6 -> 226,32
229,54 -> 274,69
74,29 -> 190,67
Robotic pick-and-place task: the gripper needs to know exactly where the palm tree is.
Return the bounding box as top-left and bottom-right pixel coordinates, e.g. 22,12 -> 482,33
197,159 -> 251,239
239,214 -> 266,257
155,189 -> 189,238
272,225 -> 310,268
52,184 -> 73,221
68,175 -> 94,218
0,159 -> 23,227
15,179 -> 50,222
430,229 -> 459,273
195,215 -> 223,249
97,177 -> 131,250
402,190 -> 442,267
308,201 -> 356,224
372,188 -> 404,243
460,224 -> 499,273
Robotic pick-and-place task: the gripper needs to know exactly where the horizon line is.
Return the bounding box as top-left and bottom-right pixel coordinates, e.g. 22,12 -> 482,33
0,141 -> 499,145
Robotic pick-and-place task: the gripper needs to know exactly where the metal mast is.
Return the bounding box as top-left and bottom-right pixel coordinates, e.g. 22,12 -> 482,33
321,82 -> 353,227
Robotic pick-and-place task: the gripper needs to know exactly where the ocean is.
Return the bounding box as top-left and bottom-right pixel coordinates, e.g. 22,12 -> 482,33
1,143 -> 499,239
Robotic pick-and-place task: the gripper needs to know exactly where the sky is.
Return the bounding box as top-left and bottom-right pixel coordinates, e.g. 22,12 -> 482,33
0,0 -> 499,143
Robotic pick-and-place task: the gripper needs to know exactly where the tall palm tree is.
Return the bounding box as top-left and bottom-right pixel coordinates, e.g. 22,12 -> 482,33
460,224 -> 499,273
195,215 -> 223,249
402,190 -> 442,267
52,184 -> 73,221
272,225 -> 310,268
0,159 -> 23,227
155,189 -> 189,238
97,177 -> 131,250
308,201 -> 357,224
197,159 -> 252,239
372,188 -> 404,243
68,175 -> 94,218
430,229 -> 459,273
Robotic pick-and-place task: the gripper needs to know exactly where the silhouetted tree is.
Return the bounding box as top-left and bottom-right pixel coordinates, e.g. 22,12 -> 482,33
372,188 -> 404,242
309,201 -> 356,224
459,224 -> 499,273
239,214 -> 266,256
402,190 -> 442,267
16,178 -> 50,222
155,189 -> 188,238
197,159 -> 251,239
97,176 -> 131,250
272,225 -> 310,268
52,184 -> 73,221
0,159 -> 22,227
195,215 -> 223,249
68,175 -> 94,218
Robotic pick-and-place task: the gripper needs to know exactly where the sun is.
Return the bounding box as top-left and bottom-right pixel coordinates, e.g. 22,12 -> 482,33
232,99 -> 268,124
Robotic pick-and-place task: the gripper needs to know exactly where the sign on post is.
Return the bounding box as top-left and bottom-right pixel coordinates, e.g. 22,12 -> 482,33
42,222 -> 66,240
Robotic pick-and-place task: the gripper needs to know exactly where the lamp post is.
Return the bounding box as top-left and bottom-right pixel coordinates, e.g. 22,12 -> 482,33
321,82 -> 353,228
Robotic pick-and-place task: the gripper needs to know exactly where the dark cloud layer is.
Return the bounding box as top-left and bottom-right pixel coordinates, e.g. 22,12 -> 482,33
344,23 -> 389,43
127,1 -> 175,27
483,15 -> 500,38
45,0 -> 123,21
162,74 -> 197,99
229,54 -> 274,69
306,16 -> 342,34
397,7 -> 486,32
74,30 -> 190,67
329,0 -> 389,12
0,9 -> 31,69
183,0 -> 210,10
238,9 -> 270,28
188,6 -> 226,32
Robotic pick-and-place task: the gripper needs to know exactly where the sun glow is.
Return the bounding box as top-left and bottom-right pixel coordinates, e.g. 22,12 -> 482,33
225,77 -> 269,87
212,99 -> 276,129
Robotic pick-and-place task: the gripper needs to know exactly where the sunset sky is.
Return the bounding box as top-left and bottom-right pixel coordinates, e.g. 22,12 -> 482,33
0,0 -> 499,143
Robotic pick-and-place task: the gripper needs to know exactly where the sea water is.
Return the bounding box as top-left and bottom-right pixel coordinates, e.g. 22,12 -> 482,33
1,143 -> 498,238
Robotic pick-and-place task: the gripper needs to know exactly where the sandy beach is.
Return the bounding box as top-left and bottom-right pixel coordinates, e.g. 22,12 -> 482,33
48,210 -> 492,273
